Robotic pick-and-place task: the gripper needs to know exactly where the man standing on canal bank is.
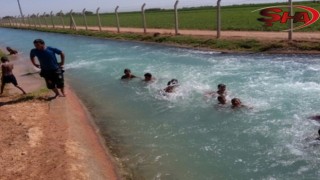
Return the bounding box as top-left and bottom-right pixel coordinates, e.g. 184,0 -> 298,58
30,39 -> 65,97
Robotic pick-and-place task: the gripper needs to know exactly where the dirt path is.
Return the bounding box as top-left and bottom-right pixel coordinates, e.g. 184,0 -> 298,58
35,24 -> 320,41
10,23 -> 320,41
0,54 -> 120,179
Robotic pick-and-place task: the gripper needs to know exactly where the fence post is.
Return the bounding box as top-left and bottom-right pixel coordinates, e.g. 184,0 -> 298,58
115,6 -> 120,33
15,16 -> 18,27
60,10 -> 65,29
18,16 -> 22,27
69,10 -> 77,30
174,0 -> 179,35
37,13 -> 41,27
20,16 -> 24,27
16,16 -> 19,26
32,15 -> 36,27
83,8 -> 88,30
288,0 -> 293,41
141,3 -> 147,33
50,11 -> 55,28
217,0 -> 221,38
42,12 -> 49,28
13,16 -> 16,26
16,16 -> 19,27
96,7 -> 102,31
27,15 -> 31,27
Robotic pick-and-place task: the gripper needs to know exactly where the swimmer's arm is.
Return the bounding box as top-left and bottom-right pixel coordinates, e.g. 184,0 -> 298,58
205,91 -> 216,96
243,105 -> 253,109
30,56 -> 40,68
132,75 -> 142,79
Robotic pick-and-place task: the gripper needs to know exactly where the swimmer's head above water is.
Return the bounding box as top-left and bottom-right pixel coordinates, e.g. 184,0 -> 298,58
167,79 -> 179,86
164,79 -> 179,93
144,73 -> 153,81
217,84 -> 226,95
121,68 -> 137,79
124,68 -> 131,75
231,98 -> 242,108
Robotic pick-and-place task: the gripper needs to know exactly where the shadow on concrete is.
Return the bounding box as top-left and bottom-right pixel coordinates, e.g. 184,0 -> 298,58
0,95 -> 56,106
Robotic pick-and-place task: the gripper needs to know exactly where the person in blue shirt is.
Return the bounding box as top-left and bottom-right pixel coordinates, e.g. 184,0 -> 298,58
30,39 -> 65,97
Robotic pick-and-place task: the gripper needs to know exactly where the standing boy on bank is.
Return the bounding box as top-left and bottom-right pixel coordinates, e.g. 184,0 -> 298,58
30,39 -> 65,97
0,56 -> 26,95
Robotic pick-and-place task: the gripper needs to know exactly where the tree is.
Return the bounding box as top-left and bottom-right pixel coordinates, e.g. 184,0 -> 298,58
56,12 -> 64,16
84,11 -> 93,15
2,16 -> 14,19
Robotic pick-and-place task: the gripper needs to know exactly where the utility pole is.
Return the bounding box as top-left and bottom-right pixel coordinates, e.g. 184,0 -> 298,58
17,0 -> 24,22
217,0 -> 222,39
288,0 -> 293,41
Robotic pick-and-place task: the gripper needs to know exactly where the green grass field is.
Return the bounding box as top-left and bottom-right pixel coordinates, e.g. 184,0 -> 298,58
22,1 -> 320,31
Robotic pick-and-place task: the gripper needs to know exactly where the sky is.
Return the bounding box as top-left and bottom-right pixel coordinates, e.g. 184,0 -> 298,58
0,0 -> 307,17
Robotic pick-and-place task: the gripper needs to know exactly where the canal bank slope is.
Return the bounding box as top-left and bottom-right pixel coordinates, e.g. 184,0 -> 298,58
0,52 -> 121,179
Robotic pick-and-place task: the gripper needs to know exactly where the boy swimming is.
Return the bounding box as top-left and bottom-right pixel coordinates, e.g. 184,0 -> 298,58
143,73 -> 155,82
164,79 -> 179,93
1,56 -> 26,95
121,68 -> 138,80
231,98 -> 247,109
217,95 -> 227,105
316,129 -> 320,141
206,84 -> 227,97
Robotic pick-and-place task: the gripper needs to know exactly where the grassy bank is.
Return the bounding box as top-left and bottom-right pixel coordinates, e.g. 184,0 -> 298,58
0,49 -> 5,57
26,1 -> 320,32
3,26 -> 320,53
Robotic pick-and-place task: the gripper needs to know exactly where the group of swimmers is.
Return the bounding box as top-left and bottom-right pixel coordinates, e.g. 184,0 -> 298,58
121,68 -> 320,140
120,68 -> 247,109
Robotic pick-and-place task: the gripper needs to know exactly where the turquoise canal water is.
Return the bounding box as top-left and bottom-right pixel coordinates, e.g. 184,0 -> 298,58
1,28 -> 320,179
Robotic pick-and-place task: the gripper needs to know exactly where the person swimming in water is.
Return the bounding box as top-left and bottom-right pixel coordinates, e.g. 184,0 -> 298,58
316,129 -> 320,141
217,95 -> 227,105
217,84 -> 227,96
164,79 -> 179,93
1,56 -> 26,95
6,47 -> 18,55
206,84 -> 227,97
231,98 -> 246,109
308,115 -> 320,122
121,68 -> 137,80
143,73 -> 155,82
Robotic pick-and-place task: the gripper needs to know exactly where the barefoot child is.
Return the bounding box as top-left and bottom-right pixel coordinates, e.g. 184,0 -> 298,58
1,56 -> 26,95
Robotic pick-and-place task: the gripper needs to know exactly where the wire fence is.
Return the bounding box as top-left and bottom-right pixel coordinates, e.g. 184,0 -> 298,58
0,0 -> 316,40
